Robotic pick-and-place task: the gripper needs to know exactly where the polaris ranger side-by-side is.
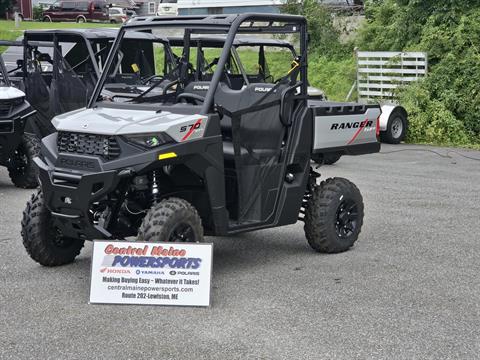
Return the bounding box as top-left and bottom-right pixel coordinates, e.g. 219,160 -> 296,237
21,14 -> 381,266
0,52 -> 39,188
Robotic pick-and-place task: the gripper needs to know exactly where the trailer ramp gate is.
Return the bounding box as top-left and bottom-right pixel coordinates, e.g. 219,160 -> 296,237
356,51 -> 428,102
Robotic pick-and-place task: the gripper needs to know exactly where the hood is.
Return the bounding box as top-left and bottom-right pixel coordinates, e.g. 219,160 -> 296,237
52,106 -> 208,142
0,86 -> 26,100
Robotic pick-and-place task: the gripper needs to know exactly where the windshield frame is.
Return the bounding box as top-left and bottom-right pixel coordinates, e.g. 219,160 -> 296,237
88,13 -> 308,115
0,54 -> 10,86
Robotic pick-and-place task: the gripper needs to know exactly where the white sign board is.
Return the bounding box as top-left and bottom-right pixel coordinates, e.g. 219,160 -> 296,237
90,241 -> 213,307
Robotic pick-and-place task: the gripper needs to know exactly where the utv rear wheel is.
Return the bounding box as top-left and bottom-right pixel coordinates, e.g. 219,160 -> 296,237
8,133 -> 40,189
21,190 -> 85,266
304,177 -> 364,253
137,198 -> 203,242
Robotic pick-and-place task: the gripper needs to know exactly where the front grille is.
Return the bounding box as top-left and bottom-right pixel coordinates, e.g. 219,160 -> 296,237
57,132 -> 121,160
0,100 -> 12,116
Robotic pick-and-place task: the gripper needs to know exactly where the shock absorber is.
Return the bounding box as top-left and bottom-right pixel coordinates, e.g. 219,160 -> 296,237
299,167 -> 320,222
150,169 -> 161,205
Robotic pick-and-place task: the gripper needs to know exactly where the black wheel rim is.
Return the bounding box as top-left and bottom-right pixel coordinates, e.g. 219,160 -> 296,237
48,224 -> 75,249
168,223 -> 195,242
11,147 -> 28,175
335,199 -> 358,238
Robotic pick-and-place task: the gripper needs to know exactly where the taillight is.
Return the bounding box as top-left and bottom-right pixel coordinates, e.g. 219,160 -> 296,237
376,115 -> 380,138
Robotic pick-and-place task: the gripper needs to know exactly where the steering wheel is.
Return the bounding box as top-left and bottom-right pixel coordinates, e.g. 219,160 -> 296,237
141,74 -> 164,85
162,80 -> 179,95
176,93 -> 205,104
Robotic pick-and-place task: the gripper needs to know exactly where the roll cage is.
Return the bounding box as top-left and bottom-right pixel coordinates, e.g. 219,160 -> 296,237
89,13 -> 308,115
0,53 -> 10,86
167,36 -> 298,84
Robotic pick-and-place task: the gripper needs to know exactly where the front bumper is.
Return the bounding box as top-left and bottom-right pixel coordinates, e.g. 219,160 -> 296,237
0,105 -> 35,165
36,156 -> 121,239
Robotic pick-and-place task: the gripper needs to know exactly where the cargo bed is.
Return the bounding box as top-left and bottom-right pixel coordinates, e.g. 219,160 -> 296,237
308,99 -> 381,156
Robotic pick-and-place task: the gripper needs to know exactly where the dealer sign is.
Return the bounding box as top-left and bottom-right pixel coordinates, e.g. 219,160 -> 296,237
89,241 -> 213,307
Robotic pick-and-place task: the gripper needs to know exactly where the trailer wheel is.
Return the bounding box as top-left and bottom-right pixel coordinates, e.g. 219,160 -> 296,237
21,190 -> 85,266
137,198 -> 204,242
8,133 -> 40,189
382,109 -> 407,144
76,16 -> 86,23
304,177 -> 364,253
42,16 -> 51,22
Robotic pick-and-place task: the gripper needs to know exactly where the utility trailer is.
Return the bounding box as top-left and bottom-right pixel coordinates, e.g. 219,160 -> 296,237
353,50 -> 428,144
21,14 -> 381,266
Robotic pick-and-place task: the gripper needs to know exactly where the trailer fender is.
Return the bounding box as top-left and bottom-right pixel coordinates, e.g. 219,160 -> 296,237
379,104 -> 407,132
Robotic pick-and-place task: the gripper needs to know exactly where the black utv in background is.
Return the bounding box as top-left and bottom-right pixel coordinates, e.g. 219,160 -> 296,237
0,51 -> 39,188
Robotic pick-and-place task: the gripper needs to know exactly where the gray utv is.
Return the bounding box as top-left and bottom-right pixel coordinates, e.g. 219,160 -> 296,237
21,14 -> 381,266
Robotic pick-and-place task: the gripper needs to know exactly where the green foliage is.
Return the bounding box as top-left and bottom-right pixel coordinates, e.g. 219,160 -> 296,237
0,0 -> 13,18
358,0 -> 480,147
0,19 -> 116,30
280,0 -> 357,101
33,5 -> 43,21
281,0 -> 348,57
0,29 -> 21,54
308,53 -> 356,101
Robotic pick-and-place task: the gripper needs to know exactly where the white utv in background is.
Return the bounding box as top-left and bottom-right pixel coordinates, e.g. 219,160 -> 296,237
21,14 -> 381,266
0,52 -> 39,188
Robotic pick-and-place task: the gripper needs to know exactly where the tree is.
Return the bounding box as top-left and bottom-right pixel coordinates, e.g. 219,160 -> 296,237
281,0 -> 344,57
0,0 -> 14,18
357,0 -> 480,145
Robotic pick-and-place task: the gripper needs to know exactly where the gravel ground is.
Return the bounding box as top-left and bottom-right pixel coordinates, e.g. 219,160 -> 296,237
0,144 -> 479,360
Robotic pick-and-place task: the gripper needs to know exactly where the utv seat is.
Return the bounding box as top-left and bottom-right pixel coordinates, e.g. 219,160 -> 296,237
214,82 -> 289,162
183,81 -> 289,162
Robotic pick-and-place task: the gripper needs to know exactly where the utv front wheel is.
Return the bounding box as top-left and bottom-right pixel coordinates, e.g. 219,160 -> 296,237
8,133 -> 40,189
137,198 -> 203,242
21,190 -> 85,266
304,177 -> 364,253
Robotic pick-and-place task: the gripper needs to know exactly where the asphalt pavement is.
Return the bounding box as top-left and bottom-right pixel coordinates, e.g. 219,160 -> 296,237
0,144 -> 479,360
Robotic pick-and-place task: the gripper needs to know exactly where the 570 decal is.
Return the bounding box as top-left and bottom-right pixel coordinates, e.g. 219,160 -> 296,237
180,118 -> 203,141
179,122 -> 202,133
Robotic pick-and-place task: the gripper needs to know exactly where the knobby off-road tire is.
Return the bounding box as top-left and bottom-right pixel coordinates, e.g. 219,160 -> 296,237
21,190 -> 85,266
137,198 -> 204,242
304,177 -> 364,253
8,133 -> 40,189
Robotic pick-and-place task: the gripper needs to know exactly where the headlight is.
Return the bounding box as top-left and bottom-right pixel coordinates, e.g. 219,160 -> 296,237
124,132 -> 174,148
12,96 -> 25,106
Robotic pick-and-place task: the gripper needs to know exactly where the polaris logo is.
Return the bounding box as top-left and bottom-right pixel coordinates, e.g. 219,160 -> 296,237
254,87 -> 274,93
193,85 -> 209,91
331,120 -> 373,130
59,158 -> 95,169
